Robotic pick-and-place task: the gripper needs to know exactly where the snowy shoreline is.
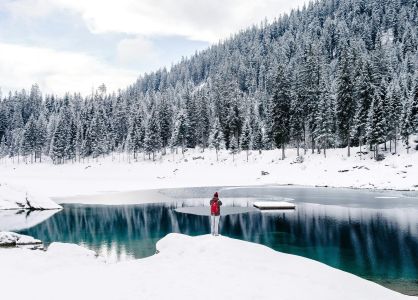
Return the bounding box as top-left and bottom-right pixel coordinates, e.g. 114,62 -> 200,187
1,146 -> 417,208
0,183 -> 62,210
0,233 -> 411,300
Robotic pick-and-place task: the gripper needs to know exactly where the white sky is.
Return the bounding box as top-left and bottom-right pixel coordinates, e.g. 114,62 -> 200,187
0,0 -> 308,95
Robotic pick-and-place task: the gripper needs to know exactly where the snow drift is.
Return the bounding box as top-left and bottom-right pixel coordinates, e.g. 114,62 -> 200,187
0,233 -> 409,300
0,183 -> 62,210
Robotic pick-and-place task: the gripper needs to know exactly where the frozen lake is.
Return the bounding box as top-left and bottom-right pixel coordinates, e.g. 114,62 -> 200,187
4,186 -> 418,296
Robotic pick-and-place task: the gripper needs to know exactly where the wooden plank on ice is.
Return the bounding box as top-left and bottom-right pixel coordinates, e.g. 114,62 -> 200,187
253,201 -> 296,210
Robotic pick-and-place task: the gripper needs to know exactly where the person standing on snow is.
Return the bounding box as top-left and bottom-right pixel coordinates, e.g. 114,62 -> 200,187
210,192 -> 222,236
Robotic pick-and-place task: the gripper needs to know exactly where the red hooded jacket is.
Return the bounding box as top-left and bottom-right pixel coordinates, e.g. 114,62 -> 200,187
210,192 -> 222,216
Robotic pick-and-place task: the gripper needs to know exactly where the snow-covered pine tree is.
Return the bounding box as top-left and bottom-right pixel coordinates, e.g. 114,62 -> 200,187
410,75 -> 418,135
271,63 -> 291,160
229,135 -> 239,162
240,118 -> 252,162
366,88 -> 387,159
158,98 -> 172,154
209,118 -> 224,162
289,95 -> 304,156
185,89 -> 198,148
0,107 -> 7,143
386,80 -> 402,153
144,108 -> 162,161
196,90 -> 211,151
35,114 -> 47,162
129,109 -> 145,160
22,115 -> 37,162
314,73 -> 334,158
351,60 -> 374,153
171,110 -> 188,156
50,115 -> 67,164
336,44 -> 355,157
252,121 -> 264,155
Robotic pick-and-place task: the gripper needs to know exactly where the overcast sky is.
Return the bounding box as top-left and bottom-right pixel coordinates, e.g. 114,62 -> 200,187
0,0 -> 308,96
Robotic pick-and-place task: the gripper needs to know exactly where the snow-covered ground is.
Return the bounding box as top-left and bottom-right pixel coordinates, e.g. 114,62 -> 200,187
0,233 -> 410,300
0,145 -> 417,207
0,183 -> 62,210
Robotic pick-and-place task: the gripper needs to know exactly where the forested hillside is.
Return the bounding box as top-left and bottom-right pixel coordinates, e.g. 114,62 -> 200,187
1,0 -> 418,163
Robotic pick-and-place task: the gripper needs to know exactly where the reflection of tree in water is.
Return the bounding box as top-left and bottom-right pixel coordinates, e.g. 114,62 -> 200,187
223,206 -> 418,281
20,204 -> 211,260
19,203 -> 418,293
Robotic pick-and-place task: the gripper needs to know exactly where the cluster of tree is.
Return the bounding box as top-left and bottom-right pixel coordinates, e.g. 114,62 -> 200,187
1,0 -> 418,164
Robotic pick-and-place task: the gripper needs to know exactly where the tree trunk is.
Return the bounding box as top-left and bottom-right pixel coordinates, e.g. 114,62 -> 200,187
216,148 -> 219,162
281,144 -> 285,160
311,136 -> 315,154
347,136 -> 351,157
246,150 -> 249,162
182,140 -> 185,157
297,140 -> 300,157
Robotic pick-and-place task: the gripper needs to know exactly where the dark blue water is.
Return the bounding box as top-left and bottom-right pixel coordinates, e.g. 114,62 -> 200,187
14,186 -> 418,296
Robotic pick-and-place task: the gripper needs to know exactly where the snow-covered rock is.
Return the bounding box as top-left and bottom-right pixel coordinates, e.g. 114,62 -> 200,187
0,232 -> 42,246
0,233 -> 409,299
0,183 -> 62,210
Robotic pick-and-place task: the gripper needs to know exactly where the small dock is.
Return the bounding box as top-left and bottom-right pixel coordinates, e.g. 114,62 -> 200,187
253,201 -> 296,210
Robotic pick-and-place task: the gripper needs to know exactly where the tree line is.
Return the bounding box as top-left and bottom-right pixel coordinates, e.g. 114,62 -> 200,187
0,0 -> 418,164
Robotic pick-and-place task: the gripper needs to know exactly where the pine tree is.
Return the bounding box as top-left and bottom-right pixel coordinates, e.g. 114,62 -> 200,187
410,76 -> 418,134
229,135 -> 239,162
289,96 -> 304,156
196,91 -> 211,150
185,90 -> 198,148
366,88 -> 387,159
171,110 -> 188,155
240,118 -> 252,162
400,102 -> 412,153
271,64 -> 291,159
386,80 -> 402,153
252,121 -> 264,155
129,109 -> 145,160
351,60 -> 374,152
35,114 -> 47,162
0,108 -> 7,143
314,75 -> 334,158
336,45 -> 355,156
209,118 -> 224,162
0,135 -> 7,159
144,109 -> 162,161
158,98 -> 172,153
50,116 -> 67,164
22,115 -> 37,162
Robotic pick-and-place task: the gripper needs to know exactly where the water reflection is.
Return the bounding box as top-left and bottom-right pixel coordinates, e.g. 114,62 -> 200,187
17,202 -> 418,295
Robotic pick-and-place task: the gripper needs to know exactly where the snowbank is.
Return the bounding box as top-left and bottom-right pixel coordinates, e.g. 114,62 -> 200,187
0,232 -> 42,246
0,145 -> 417,204
0,233 -> 408,300
0,183 -> 62,210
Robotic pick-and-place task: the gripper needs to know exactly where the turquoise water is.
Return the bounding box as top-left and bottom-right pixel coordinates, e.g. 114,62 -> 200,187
14,187 -> 418,295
